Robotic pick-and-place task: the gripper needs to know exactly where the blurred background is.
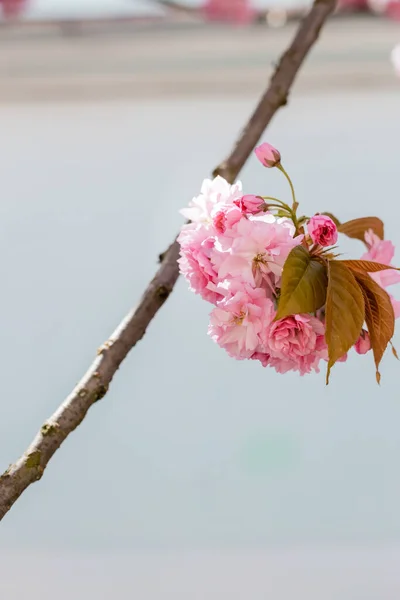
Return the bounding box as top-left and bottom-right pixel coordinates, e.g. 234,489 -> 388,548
0,1 -> 400,599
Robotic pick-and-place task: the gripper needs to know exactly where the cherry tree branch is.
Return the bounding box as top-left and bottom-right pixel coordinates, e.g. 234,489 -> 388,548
0,0 -> 336,522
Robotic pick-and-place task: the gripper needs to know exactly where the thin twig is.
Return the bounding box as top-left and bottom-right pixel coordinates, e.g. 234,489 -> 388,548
0,0 -> 336,522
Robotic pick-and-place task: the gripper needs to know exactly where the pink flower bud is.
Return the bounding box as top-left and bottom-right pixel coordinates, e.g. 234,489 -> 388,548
234,194 -> 264,215
355,330 -> 371,355
254,142 -> 281,168
308,214 -> 338,247
212,210 -> 227,234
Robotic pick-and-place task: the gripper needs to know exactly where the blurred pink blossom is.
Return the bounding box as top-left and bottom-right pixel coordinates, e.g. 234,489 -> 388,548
355,330 -> 371,355
203,0 -> 255,24
361,229 -> 400,288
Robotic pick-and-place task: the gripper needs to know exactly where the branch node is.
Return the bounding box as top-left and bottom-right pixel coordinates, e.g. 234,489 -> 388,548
41,423 -> 60,437
280,94 -> 289,107
25,451 -> 41,469
156,284 -> 172,301
1,467 -> 11,479
97,340 -> 114,355
94,384 -> 109,403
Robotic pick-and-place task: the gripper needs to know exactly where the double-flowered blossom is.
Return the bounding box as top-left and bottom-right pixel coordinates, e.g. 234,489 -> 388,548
308,214 -> 338,247
178,143 -> 400,381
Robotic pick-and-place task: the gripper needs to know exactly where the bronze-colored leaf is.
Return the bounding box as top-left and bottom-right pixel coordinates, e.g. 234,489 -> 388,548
390,341 -> 399,360
338,217 -> 384,244
275,246 -> 328,320
325,261 -> 365,384
322,212 -> 341,228
340,260 -> 399,274
353,270 -> 395,384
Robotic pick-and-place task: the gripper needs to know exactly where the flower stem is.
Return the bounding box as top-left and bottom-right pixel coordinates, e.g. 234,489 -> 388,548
260,196 -> 292,212
263,203 -> 290,210
277,164 -> 297,211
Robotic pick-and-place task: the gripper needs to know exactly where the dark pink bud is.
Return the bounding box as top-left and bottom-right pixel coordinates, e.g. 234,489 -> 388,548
234,194 -> 264,215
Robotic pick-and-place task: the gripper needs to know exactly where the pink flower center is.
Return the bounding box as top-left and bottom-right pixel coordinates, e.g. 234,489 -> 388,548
321,226 -> 330,238
254,252 -> 267,263
232,310 -> 246,325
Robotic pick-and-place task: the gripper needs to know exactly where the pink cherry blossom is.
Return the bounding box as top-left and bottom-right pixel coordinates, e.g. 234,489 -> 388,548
211,203 -> 242,234
208,282 -> 275,360
336,353 -> 348,363
179,161 -> 398,380
250,351 -> 301,374
234,194 -> 265,215
178,224 -> 221,304
212,211 -> 226,234
252,348 -> 347,374
180,176 -> 243,224
355,330 -> 371,355
265,313 -> 328,375
268,356 -> 300,374
364,229 -> 394,263
212,215 -> 302,290
250,351 -> 271,367
255,142 -> 281,168
308,214 -> 338,247
390,294 -> 400,319
361,229 -> 400,288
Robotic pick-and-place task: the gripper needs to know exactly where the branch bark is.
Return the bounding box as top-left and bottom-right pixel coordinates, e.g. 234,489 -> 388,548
0,0 -> 336,522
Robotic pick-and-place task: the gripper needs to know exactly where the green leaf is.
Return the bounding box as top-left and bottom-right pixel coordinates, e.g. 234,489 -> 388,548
275,246 -> 328,320
338,217 -> 384,244
353,270 -> 394,384
275,209 -> 290,218
325,261 -> 365,384
340,260 -> 400,274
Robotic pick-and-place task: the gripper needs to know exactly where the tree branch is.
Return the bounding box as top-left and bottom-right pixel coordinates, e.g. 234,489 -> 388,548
0,0 -> 336,522
213,0 -> 336,181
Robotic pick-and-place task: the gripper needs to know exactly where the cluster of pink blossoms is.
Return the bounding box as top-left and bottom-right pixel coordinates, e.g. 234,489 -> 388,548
178,143 -> 400,376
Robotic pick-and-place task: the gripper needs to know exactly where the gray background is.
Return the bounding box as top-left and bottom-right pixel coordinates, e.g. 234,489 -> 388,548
0,11 -> 400,598
0,93 -> 400,597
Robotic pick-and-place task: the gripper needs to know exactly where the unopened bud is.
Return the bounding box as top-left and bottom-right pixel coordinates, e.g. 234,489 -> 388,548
254,142 -> 281,168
